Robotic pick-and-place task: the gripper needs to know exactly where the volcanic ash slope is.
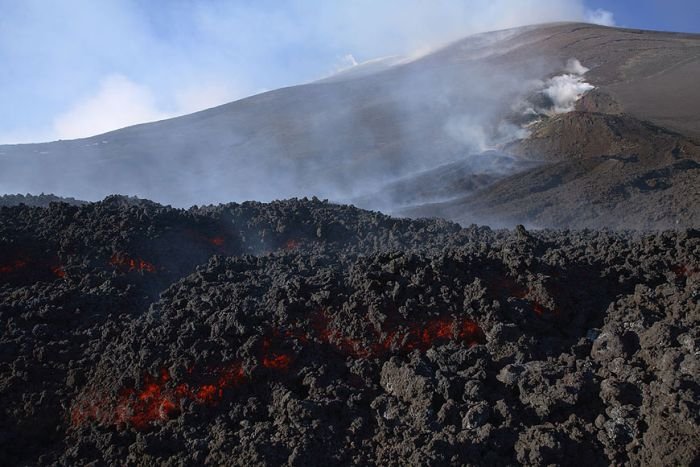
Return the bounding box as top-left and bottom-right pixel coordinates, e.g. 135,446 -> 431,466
1,23 -> 699,230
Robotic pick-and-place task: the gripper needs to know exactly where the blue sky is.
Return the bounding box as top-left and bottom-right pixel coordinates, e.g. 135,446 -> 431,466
587,0 -> 699,33
0,0 -> 697,144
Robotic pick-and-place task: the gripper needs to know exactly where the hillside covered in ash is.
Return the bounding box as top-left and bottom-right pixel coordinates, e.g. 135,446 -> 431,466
1,197 -> 698,465
2,23 -> 699,231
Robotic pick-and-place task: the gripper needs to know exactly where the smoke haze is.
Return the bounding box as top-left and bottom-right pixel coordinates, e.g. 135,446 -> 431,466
0,22 -> 597,213
0,0 -> 613,143
0,3 -> 618,216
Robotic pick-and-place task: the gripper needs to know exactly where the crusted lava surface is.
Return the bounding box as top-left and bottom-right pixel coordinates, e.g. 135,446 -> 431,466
0,196 -> 698,465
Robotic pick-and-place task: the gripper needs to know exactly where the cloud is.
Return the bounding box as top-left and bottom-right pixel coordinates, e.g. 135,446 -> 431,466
173,81 -> 241,115
53,75 -> 169,140
51,75 -> 242,140
585,8 -> 616,26
309,0 -> 593,59
1,0 -> 611,143
0,128 -> 54,146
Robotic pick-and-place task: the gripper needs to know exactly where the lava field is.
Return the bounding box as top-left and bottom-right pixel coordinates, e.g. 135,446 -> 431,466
0,196 -> 698,465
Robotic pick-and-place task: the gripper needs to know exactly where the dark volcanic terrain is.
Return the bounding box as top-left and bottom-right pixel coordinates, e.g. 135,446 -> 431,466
1,20 -> 699,467
1,197 -> 698,465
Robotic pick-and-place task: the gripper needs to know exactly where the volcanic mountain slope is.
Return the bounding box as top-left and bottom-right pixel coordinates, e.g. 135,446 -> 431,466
1,23 -> 699,229
1,197 -> 698,465
392,24 -> 700,228
402,112 -> 700,229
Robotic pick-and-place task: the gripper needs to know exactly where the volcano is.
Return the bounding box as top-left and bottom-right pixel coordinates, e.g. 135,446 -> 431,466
1,21 -> 699,466
1,22 -> 698,229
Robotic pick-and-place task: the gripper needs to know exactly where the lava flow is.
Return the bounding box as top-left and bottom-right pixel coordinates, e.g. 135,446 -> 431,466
51,266 -> 66,278
375,316 -> 484,354
284,239 -> 300,250
302,309 -> 484,357
260,337 -> 293,370
109,254 -> 157,273
72,363 -> 246,430
71,310 -> 485,431
208,236 -> 225,247
0,255 -> 66,281
0,258 -> 28,274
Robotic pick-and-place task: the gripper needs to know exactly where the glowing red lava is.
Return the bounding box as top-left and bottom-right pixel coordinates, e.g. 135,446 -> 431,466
72,309 -> 485,431
284,239 -> 300,250
0,259 -> 28,274
208,236 -> 225,247
262,354 -> 292,370
109,254 -> 157,273
70,272 -> 570,431
532,301 -> 545,316
260,337 -> 293,370
309,311 -> 375,357
308,310 -> 484,356
0,257 -> 66,281
401,317 -> 483,352
72,363 -> 246,430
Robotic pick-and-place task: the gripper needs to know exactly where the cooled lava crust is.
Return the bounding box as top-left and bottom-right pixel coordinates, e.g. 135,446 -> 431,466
0,196 -> 698,465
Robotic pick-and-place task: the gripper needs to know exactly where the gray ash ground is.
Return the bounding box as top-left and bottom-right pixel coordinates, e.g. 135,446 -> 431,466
0,196 -> 698,466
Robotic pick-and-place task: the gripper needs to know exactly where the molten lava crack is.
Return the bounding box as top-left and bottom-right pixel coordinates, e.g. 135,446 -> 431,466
0,258 -> 28,274
72,364 -> 246,430
71,310 -> 485,430
0,256 -> 66,281
109,254 -> 157,273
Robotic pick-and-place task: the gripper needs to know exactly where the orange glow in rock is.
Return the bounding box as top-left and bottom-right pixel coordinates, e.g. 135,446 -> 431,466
209,236 -> 225,246
109,254 -> 157,273
71,310 -> 485,431
195,385 -> 218,403
262,354 -> 292,370
284,239 -> 300,250
533,301 -> 551,316
51,265 -> 66,278
0,259 -> 28,274
71,363 -> 247,430
0,256 -> 66,281
260,336 -> 293,369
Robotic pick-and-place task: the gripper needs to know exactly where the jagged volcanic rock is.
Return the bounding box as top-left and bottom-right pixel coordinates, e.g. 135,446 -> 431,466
0,197 -> 698,465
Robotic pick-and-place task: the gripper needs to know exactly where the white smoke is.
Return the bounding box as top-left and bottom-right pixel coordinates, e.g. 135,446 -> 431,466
335,54 -> 359,73
445,116 -> 491,153
2,0 -> 618,145
446,58 -> 594,157
52,74 -> 241,140
511,58 -> 594,119
543,75 -> 594,113
585,8 -> 616,27
564,57 -> 589,75
542,58 -> 594,113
